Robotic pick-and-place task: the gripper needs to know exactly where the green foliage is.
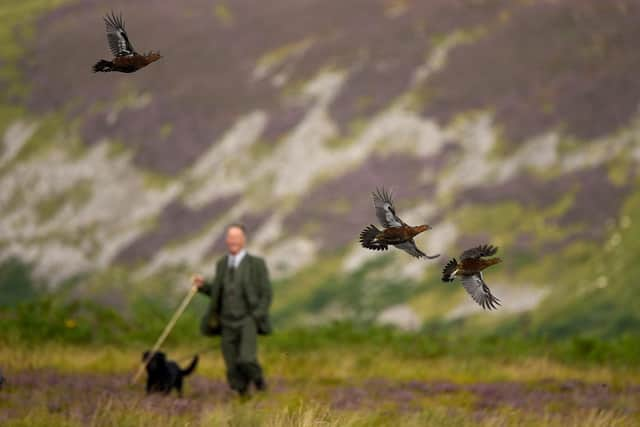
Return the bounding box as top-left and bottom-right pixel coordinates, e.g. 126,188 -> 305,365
0,291 -> 213,346
0,257 -> 39,307
3,280 -> 639,365
1,296 -> 129,344
511,183 -> 640,339
267,321 -> 640,366
273,254 -> 428,325
0,259 -> 204,345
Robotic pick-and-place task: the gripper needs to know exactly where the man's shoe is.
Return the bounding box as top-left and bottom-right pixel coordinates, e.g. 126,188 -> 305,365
254,377 -> 267,392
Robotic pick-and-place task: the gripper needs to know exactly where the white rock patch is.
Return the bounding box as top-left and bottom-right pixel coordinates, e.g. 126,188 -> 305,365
376,304 -> 421,331
0,121 -> 38,166
446,283 -> 549,320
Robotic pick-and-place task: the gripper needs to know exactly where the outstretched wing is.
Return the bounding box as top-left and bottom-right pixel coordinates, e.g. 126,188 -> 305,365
395,240 -> 440,259
461,244 -> 498,260
395,239 -> 443,259
373,187 -> 404,228
105,12 -> 136,57
441,258 -> 458,282
460,273 -> 501,310
395,240 -> 426,258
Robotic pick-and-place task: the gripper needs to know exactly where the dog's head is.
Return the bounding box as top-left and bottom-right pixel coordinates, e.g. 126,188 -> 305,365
142,351 -> 167,372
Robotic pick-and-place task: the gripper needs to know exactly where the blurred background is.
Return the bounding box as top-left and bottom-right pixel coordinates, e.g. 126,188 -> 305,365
1,0 -> 640,352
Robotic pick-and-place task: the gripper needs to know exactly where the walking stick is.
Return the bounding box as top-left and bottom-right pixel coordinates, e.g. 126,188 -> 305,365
131,282 -> 199,384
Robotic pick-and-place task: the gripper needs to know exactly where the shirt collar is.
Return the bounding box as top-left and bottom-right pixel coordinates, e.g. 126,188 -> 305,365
228,249 -> 247,268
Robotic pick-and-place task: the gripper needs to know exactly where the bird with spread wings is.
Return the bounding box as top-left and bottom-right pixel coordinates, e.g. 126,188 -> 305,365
359,188 -> 439,259
93,12 -> 161,73
441,244 -> 502,310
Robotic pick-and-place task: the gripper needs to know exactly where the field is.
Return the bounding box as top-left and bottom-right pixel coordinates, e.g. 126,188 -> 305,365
2,0 -> 640,425
1,326 -> 639,427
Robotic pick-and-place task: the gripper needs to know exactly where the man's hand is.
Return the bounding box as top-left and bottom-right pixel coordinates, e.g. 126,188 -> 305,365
191,274 -> 205,288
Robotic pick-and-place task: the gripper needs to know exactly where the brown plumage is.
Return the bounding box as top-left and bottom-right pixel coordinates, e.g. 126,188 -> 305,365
93,12 -> 161,73
359,187 -> 439,259
441,244 -> 502,310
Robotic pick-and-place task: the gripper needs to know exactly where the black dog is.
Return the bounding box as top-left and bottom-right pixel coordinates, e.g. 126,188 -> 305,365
0,368 -> 4,389
142,351 -> 198,396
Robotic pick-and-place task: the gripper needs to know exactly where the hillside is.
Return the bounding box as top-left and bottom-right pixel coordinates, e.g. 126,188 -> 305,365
1,0 -> 640,336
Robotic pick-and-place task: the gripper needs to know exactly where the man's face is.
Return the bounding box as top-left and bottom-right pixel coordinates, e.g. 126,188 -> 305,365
226,226 -> 246,255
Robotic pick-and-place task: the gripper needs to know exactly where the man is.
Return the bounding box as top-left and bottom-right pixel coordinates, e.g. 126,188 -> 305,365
192,224 -> 272,396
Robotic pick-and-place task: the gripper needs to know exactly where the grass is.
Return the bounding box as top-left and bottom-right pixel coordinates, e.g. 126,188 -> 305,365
1,251 -> 640,425
4,405 -> 637,427
0,338 -> 638,426
0,341 -> 636,385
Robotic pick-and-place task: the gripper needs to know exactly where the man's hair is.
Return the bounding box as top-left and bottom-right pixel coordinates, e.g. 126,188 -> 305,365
226,223 -> 247,235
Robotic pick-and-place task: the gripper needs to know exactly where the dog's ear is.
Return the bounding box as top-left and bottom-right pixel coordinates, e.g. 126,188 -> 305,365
142,351 -> 150,361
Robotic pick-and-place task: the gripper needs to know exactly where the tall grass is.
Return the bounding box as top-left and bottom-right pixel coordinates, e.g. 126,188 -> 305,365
0,340 -> 637,386
3,398 -> 637,427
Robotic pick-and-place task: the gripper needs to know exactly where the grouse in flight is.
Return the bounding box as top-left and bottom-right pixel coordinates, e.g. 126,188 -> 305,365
441,244 -> 502,310
93,12 -> 161,73
360,187 -> 439,259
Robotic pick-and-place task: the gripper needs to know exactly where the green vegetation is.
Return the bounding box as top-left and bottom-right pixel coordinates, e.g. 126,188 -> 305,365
11,114 -> 61,161
0,0 -> 71,102
324,119 -> 367,150
1,111 -> 86,173
159,123 -> 173,140
0,257 -> 39,307
1,403 -> 636,427
0,1 -> 639,424
2,295 -> 639,368
35,180 -> 93,223
607,148 -> 634,187
2,255 -> 639,366
0,105 -> 25,141
1,321 -> 639,426
213,2 -> 234,27
2,183 -> 640,425
255,39 -> 314,78
141,169 -> 174,191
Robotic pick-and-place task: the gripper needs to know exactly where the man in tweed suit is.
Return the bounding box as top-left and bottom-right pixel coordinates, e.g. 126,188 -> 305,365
193,224 -> 272,395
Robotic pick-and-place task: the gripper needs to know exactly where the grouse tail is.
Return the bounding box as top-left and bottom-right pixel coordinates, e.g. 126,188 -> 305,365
359,224 -> 387,251
93,60 -> 114,73
179,355 -> 198,376
441,258 -> 459,282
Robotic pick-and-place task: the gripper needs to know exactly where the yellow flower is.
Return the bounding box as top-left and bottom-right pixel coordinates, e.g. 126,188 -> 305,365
65,319 -> 77,329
